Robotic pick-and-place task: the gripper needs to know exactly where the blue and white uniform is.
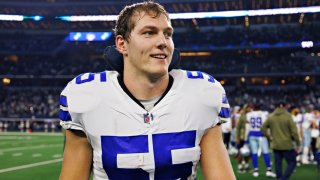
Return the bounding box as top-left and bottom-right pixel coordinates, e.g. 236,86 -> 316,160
246,110 -> 272,171
302,111 -> 315,164
60,70 -> 230,180
292,113 -> 303,140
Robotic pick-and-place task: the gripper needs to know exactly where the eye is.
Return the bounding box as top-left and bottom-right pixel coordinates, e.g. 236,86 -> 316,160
164,32 -> 173,39
143,31 -> 154,36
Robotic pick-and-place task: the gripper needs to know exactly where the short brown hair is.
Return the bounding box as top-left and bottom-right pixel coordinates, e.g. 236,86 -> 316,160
113,1 -> 170,41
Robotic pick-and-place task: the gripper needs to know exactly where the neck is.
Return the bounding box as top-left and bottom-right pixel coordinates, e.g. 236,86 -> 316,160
123,71 -> 170,101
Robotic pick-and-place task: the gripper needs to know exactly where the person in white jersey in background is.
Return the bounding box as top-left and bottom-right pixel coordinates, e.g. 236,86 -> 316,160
246,104 -> 276,177
291,106 -> 304,166
301,106 -> 315,164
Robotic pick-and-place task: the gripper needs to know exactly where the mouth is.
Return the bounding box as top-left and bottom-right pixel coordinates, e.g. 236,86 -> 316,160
150,54 -> 168,60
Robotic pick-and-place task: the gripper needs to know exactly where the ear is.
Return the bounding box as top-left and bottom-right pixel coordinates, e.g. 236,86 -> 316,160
115,35 -> 127,55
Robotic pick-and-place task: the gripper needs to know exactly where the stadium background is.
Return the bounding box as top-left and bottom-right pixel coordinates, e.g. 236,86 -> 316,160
0,0 -> 319,179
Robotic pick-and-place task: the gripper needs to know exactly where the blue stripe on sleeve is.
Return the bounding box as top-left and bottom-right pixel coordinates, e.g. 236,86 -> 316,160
222,95 -> 229,104
99,71 -> 107,82
60,95 -> 68,107
219,107 -> 231,118
59,109 -> 71,121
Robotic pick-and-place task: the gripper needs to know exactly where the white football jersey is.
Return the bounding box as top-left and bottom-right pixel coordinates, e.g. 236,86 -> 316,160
60,69 -> 230,180
292,113 -> 303,138
302,112 -> 314,129
246,110 -> 269,137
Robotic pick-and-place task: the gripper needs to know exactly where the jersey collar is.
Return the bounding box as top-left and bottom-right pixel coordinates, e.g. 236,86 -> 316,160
117,75 -> 174,110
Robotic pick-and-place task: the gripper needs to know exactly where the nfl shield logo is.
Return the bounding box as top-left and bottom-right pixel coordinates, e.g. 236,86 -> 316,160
144,113 -> 153,124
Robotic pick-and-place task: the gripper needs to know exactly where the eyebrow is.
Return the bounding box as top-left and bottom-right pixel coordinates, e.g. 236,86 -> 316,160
140,25 -> 174,32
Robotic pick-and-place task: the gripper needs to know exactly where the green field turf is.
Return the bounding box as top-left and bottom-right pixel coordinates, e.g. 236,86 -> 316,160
0,132 -> 319,180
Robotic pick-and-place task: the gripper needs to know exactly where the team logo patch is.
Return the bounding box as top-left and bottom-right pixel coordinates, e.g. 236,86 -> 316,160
143,113 -> 153,124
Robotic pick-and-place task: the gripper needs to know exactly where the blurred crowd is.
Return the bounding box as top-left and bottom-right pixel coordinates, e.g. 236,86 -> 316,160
1,50 -> 319,76
0,86 -> 319,119
0,24 -> 319,53
174,24 -> 320,49
0,55 -> 108,76
181,52 -> 320,74
0,88 -> 60,118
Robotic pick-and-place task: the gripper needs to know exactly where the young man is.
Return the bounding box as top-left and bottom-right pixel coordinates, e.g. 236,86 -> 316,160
59,2 -> 235,180
246,104 -> 275,177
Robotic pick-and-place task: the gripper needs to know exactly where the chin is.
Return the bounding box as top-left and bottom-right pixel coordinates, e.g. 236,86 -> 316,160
148,68 -> 169,79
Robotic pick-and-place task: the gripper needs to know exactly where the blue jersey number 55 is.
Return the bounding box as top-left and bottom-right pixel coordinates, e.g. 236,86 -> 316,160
101,130 -> 196,180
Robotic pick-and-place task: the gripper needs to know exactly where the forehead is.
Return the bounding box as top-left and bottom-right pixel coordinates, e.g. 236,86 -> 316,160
132,11 -> 172,30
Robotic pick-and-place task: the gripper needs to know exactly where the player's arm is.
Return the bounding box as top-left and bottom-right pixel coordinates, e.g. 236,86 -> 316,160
59,129 -> 93,180
200,125 -> 236,180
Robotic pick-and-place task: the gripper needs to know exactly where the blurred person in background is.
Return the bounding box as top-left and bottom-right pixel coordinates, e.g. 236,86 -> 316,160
261,102 -> 300,180
235,104 -> 252,173
222,111 -> 232,150
310,109 -> 319,165
229,106 -> 241,155
301,106 -> 315,164
315,108 -> 320,171
291,106 -> 304,166
246,104 -> 276,178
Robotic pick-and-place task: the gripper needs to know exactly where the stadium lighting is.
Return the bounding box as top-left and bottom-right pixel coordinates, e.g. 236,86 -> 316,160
2,6 -> 320,22
32,16 -> 43,21
304,76 -> 310,82
169,11 -> 247,19
72,32 -> 82,41
100,32 -> 112,40
2,78 -> 11,85
68,32 -> 112,42
0,14 -> 24,21
57,15 -> 118,22
301,41 -> 314,48
55,6 -> 320,22
86,33 -> 96,41
180,52 -> 211,56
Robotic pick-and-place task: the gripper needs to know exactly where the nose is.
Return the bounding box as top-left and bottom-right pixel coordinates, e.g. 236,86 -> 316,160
156,34 -> 167,49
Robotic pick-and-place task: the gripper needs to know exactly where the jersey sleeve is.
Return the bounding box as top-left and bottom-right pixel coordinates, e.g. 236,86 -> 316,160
217,88 -> 231,125
59,82 -> 85,132
59,73 -> 104,132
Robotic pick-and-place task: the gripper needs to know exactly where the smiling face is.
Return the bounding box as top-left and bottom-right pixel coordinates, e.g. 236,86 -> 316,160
117,11 -> 174,79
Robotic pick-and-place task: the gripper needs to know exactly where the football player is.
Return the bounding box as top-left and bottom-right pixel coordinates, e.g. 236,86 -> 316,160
291,106 -> 303,165
59,1 -> 235,180
301,106 -> 315,164
246,104 -> 276,178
